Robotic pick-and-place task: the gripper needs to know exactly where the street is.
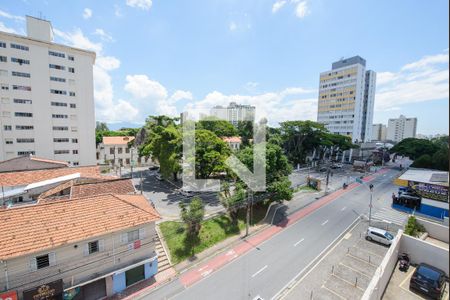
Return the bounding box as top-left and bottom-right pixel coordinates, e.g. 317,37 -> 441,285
138,167 -> 401,300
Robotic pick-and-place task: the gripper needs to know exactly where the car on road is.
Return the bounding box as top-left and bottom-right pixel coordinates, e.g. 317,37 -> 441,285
410,263 -> 446,299
330,163 -> 343,169
365,227 -> 394,246
149,165 -> 159,171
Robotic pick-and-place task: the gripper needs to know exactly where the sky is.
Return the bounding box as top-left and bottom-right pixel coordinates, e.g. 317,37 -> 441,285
0,0 -> 449,135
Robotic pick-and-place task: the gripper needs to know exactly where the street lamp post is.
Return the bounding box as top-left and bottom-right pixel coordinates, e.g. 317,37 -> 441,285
369,184 -> 374,225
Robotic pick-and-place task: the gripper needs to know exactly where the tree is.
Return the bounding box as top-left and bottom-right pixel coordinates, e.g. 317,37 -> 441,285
391,138 -> 439,160
193,130 -> 231,179
197,118 -> 238,137
219,183 -> 246,226
96,122 -> 109,132
236,121 -> 254,146
180,197 -> 205,252
411,154 -> 433,168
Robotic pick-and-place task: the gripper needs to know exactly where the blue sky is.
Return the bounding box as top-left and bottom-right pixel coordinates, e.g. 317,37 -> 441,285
1,0 -> 449,134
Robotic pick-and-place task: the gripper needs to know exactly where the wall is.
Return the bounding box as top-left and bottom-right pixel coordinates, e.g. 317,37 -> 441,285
416,217 -> 449,243
400,234 -> 449,276
362,229 -> 402,300
0,223 -> 157,298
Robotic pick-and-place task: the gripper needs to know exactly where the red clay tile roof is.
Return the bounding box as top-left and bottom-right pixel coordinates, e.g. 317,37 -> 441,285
0,166 -> 113,187
222,136 -> 242,143
102,136 -> 135,145
0,193 -> 160,260
29,157 -> 69,166
71,179 -> 136,198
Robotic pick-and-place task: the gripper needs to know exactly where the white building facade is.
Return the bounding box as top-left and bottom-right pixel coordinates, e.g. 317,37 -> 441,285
317,56 -> 376,143
0,16 -> 96,166
96,136 -> 137,167
211,102 -> 255,126
386,115 -> 417,142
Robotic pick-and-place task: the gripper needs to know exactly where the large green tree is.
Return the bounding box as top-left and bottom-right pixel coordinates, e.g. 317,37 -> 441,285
180,197 -> 205,252
219,183 -> 246,226
193,129 -> 231,178
197,118 -> 238,137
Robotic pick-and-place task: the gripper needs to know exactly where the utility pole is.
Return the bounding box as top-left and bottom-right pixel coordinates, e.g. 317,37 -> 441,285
245,190 -> 253,237
325,167 -> 330,195
369,184 -> 374,225
140,171 -> 143,194
130,148 -> 134,179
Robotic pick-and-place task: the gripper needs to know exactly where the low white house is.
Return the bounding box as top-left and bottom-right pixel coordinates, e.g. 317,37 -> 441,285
96,136 -> 137,167
222,136 -> 242,150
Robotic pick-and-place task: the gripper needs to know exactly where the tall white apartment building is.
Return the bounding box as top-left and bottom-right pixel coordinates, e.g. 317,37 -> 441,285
211,102 -> 255,126
372,123 -> 387,141
0,16 -> 96,166
386,115 -> 417,142
317,56 -> 376,143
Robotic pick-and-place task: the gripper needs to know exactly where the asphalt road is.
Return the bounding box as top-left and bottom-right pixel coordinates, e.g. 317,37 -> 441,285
139,168 -> 400,300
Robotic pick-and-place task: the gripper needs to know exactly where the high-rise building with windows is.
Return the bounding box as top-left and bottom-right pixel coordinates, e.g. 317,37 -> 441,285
386,115 -> 417,142
211,102 -> 255,126
317,56 -> 376,143
372,123 -> 387,141
0,16 -> 96,165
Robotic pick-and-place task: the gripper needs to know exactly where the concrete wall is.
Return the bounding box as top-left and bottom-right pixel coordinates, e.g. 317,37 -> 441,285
0,223 -> 157,298
400,234 -> 449,276
362,230 -> 402,300
416,217 -> 449,243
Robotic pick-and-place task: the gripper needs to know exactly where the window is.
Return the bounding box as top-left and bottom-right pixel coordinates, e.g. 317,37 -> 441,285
50,89 -> 66,95
52,114 -> 68,119
13,85 -> 32,91
53,138 -> 69,143
12,71 -> 31,78
126,148 -> 130,154
51,101 -> 67,107
126,158 -> 130,165
3,125 -> 12,131
16,125 -> 34,130
48,50 -> 65,58
110,148 -> 115,155
68,55 -> 75,61
70,103 -> 76,108
118,147 -> 123,154
11,57 -> 30,65
0,56 -> 6,62
15,112 -> 33,117
49,64 -> 65,70
54,150 -> 70,154
17,138 -> 34,143
0,42 -> 5,48
73,162 -> 79,166
68,67 -> 75,73
127,230 -> 139,243
0,69 -> 8,76
50,76 -> 66,82
53,126 -> 68,131
10,43 -> 29,51
88,241 -> 99,254
14,99 -> 32,104
1,84 -> 8,90
72,138 -> 78,143
69,91 -> 76,97
18,151 -> 35,155
36,254 -> 49,269
5,139 -> 13,144
73,149 -> 79,154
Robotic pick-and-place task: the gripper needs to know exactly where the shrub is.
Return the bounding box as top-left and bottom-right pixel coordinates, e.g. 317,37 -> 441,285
404,216 -> 426,237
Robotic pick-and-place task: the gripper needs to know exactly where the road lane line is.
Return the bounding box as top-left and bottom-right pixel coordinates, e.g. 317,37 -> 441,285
341,206 -> 346,211
321,220 -> 329,226
251,265 -> 268,278
293,238 -> 304,247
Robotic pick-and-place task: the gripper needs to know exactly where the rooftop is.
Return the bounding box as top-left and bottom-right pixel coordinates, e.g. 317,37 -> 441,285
102,136 -> 135,145
397,168 -> 449,187
222,136 -> 242,143
0,165 -> 112,187
0,193 -> 160,260
0,155 -> 69,173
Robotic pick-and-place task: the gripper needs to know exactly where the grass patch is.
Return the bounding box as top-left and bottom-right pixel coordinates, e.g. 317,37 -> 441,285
159,203 -> 268,264
294,185 -> 318,193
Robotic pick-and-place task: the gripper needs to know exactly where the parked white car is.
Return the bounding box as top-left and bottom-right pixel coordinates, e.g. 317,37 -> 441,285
365,227 -> 394,246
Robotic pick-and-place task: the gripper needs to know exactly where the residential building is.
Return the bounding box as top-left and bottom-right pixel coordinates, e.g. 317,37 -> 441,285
386,115 -> 417,142
0,165 -> 113,205
0,16 -> 96,166
96,136 -> 137,167
371,123 -> 387,141
317,56 -> 377,142
222,136 -> 242,150
0,193 -> 160,299
211,102 -> 255,126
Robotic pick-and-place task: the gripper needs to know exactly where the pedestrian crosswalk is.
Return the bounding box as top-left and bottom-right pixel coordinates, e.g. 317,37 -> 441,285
371,206 -> 408,226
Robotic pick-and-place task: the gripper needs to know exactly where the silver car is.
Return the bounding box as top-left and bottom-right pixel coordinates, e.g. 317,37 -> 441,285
365,227 -> 394,246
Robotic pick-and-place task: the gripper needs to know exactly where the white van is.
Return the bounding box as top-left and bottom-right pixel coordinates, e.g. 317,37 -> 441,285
365,227 -> 394,246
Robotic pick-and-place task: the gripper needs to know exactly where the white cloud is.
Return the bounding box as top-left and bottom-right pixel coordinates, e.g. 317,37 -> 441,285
125,75 -> 168,99
0,21 -> 18,34
229,21 -> 237,31
96,56 -> 121,71
126,0 -> 152,11
272,0 -> 287,13
375,51 -> 449,111
294,1 -> 310,19
114,5 -> 123,17
82,8 -> 93,19
53,28 -> 102,53
93,28 -> 114,42
0,9 -> 25,21
169,90 -> 193,102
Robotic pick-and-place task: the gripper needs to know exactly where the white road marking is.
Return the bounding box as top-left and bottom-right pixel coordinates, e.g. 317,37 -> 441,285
294,238 -> 305,247
251,265 -> 268,278
321,220 -> 329,226
341,206 -> 346,211
201,270 -> 212,277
